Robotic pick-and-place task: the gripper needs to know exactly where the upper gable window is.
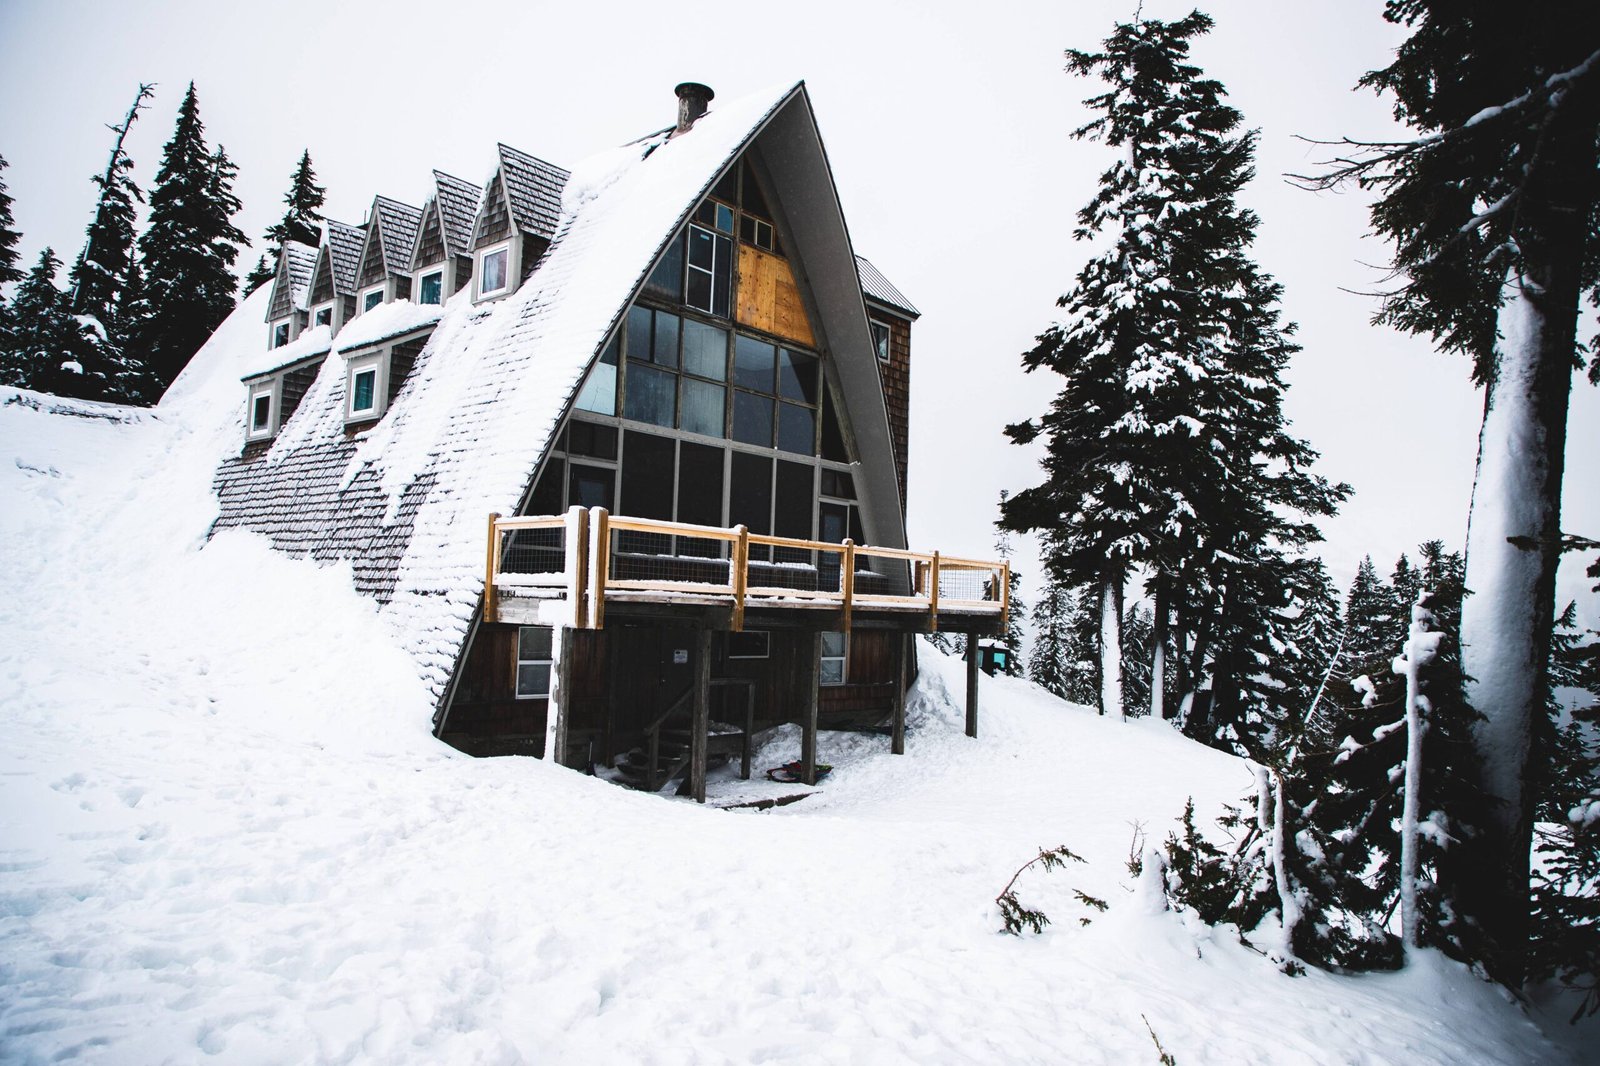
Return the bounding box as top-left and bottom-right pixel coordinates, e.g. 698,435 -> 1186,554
739,216 -> 776,253
870,320 -> 892,362
418,268 -> 444,306
362,286 -> 384,313
272,321 -> 290,348
478,244 -> 510,300
686,223 -> 732,318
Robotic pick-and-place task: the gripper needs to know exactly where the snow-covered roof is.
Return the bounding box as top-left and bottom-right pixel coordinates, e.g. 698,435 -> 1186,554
242,325 -> 333,381
326,220 -> 365,295
281,241 -> 318,311
370,197 -> 423,278
214,82 -> 809,711
432,170 -> 482,258
855,255 -> 919,319
497,144 -> 570,241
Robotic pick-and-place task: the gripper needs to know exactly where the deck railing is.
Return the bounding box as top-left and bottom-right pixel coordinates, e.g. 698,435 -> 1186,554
486,506 -> 1008,632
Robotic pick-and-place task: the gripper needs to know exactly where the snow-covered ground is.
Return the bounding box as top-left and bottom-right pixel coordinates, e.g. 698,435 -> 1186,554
0,376 -> 1586,1064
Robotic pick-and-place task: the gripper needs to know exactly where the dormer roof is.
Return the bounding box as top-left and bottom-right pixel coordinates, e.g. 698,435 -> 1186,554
432,171 -> 482,258
855,255 -> 920,320
326,220 -> 365,294
265,240 -> 319,322
368,196 -> 423,277
496,143 -> 569,242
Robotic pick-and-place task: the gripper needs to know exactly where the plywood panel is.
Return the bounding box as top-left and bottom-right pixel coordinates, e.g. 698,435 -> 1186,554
737,245 -> 816,348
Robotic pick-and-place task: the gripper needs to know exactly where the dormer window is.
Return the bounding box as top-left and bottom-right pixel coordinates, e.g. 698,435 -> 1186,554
312,303 -> 334,329
272,321 -> 290,348
362,286 -> 385,313
346,353 -> 385,422
478,243 -> 510,300
417,268 -> 444,306
248,384 -> 275,439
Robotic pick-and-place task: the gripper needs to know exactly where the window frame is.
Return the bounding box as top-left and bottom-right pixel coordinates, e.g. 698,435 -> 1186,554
271,320 -> 291,349
870,319 -> 892,363
246,382 -> 276,439
515,626 -> 554,700
476,241 -> 513,301
345,351 -> 387,422
361,284 -> 386,314
416,266 -> 445,307
311,302 -> 335,330
820,631 -> 848,686
726,630 -> 770,660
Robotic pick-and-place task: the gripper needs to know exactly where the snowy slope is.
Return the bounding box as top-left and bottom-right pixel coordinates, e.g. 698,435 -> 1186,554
0,386 -> 1579,1064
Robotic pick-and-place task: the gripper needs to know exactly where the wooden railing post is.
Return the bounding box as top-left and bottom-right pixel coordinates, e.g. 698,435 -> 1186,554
731,524 -> 749,632
589,507 -> 609,630
1000,560 -> 1011,620
929,550 -> 941,632
484,512 -> 502,624
841,539 -> 855,636
564,505 -> 588,629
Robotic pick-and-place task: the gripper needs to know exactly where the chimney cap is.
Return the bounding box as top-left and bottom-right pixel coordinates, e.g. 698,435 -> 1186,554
674,82 -> 715,133
674,82 -> 716,103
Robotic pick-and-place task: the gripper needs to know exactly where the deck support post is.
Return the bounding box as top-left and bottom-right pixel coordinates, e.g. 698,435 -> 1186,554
965,631 -> 979,739
550,625 -> 575,766
802,630 -> 821,786
892,631 -> 908,755
690,627 -> 712,803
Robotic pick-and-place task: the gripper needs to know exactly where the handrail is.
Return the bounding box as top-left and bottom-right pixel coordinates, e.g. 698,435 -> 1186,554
485,509 -> 1008,630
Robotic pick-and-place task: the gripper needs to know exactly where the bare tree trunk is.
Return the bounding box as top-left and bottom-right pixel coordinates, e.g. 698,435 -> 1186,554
1099,574 -> 1124,720
1149,581 -> 1167,720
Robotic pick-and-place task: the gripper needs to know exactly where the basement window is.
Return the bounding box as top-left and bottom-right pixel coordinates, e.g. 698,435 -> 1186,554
516,626 -> 553,699
820,631 -> 847,686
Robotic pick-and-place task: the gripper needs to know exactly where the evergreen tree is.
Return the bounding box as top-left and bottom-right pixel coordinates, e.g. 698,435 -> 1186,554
0,154 -> 23,358
62,84 -> 155,402
135,83 -> 248,394
1,248 -> 78,392
1300,1 -> 1600,980
1029,574 -> 1098,704
1002,10 -> 1345,729
991,493 -> 1028,678
244,149 -> 325,294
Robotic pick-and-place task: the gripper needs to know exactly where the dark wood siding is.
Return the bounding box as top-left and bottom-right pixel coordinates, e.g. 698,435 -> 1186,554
280,359 -> 324,424
394,275 -> 412,302
268,264 -> 295,321
357,231 -> 387,290
309,250 -> 335,305
874,307 -> 913,510
455,253 -> 473,292
521,236 -> 547,284
388,338 -> 425,406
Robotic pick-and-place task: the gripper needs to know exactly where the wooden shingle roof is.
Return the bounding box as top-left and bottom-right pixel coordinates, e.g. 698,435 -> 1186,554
371,197 -> 423,277
497,144 -> 570,241
433,171 -> 482,258
265,240 -> 319,321
326,220 -> 366,294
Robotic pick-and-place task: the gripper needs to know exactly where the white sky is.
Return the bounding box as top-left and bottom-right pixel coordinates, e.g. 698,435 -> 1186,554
2,0 -> 1595,620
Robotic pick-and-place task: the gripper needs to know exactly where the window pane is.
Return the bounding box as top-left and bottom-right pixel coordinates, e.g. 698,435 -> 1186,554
729,452 -> 772,535
777,403 -> 815,455
626,305 -> 653,361
712,233 -> 731,318
871,321 -> 891,361
652,311 -> 680,368
682,320 -> 727,380
680,378 -> 726,438
778,350 -> 818,404
419,272 -> 443,305
774,460 -> 813,540
519,625 -> 554,660
676,441 -> 724,528
574,358 -> 617,415
624,363 -> 675,427
686,270 -> 712,313
821,390 -> 849,463
352,369 -> 376,412
733,335 -> 775,392
363,290 -> 383,311
621,431 -> 675,520
516,663 -> 551,698
645,234 -> 684,299
252,393 -> 271,430
567,420 -> 618,460
688,227 -> 716,271
314,307 -> 332,327
273,323 -> 289,347
568,463 -> 615,510
731,391 -> 773,447
821,631 -> 846,657
820,659 -> 844,686
482,249 -> 507,293
715,203 -> 734,234
528,457 -> 564,515
820,502 -> 849,544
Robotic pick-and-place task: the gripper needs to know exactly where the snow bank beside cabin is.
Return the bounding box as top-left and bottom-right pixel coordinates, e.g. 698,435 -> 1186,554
0,393 -> 1577,1063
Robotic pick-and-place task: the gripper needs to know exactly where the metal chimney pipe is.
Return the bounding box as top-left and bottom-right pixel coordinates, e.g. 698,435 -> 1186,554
675,83 -> 715,132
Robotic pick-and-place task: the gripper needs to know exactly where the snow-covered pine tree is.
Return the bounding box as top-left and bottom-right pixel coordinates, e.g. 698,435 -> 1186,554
1,248 -> 78,392
1028,575 -> 1099,705
63,84 -> 155,403
1120,601 -> 1154,718
134,83 -> 248,393
244,149 -> 325,294
1300,1 -> 1600,981
0,154 -> 23,358
990,493 -> 1028,678
1002,10 -> 1345,730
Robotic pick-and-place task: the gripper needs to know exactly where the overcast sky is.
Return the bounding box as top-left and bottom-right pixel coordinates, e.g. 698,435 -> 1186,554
2,0 -> 1595,620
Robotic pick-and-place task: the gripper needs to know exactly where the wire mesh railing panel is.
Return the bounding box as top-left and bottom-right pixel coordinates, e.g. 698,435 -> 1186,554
500,525 -> 565,578
937,566 -> 1000,604
609,529 -> 732,590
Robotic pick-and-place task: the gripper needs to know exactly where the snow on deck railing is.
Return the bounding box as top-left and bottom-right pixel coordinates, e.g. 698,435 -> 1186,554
486,507 -> 1008,632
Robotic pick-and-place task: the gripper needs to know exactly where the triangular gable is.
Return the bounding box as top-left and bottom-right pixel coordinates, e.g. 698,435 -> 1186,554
265,240 -> 318,322
326,220 -> 365,295
497,144 -> 569,241
410,199 -> 446,272
469,173 -> 513,249
433,170 -> 482,257
374,197 -> 422,275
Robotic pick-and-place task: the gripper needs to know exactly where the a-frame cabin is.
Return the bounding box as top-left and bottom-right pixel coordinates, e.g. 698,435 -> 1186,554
212,82 -> 1005,800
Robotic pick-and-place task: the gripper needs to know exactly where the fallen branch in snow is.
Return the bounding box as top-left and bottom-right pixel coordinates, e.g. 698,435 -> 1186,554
995,844 -> 1106,935
1141,1014 -> 1177,1065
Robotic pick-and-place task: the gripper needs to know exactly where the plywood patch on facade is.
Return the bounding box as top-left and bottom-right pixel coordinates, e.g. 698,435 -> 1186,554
737,245 -> 815,347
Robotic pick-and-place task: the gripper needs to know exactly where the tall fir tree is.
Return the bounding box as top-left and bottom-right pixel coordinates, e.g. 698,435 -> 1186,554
0,154 -> 25,358
135,83 -> 248,394
1002,10 -> 1345,731
1300,1 -> 1600,980
244,149 -> 325,294
1,248 -> 77,392
991,493 -> 1028,678
64,84 -> 155,402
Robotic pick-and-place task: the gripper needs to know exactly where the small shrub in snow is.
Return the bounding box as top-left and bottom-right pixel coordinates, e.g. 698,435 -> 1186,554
994,844 -> 1106,935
